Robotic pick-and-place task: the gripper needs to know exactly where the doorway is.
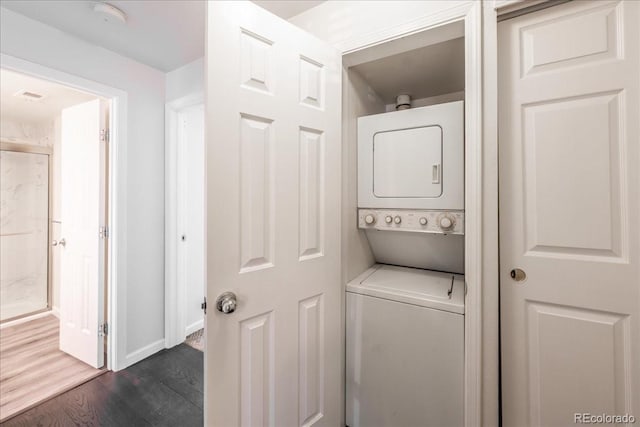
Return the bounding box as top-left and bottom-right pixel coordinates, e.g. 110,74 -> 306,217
0,68 -> 110,421
165,93 -> 205,351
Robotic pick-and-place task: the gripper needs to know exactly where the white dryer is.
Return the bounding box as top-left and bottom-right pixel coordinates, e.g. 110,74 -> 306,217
356,100 -> 465,274
346,264 -> 464,427
358,101 -> 464,210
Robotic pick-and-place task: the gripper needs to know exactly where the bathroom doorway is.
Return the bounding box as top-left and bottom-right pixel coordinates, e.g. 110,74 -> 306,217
0,68 -> 110,421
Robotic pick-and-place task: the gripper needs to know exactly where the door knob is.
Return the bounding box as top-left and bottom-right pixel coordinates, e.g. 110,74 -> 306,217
58,238 -> 66,248
510,268 -> 526,282
52,240 -> 58,247
216,292 -> 237,314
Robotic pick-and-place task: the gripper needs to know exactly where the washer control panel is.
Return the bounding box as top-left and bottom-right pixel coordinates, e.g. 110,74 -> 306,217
358,209 -> 464,235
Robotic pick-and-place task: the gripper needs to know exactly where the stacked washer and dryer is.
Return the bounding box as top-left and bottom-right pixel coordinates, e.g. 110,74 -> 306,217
346,100 -> 465,427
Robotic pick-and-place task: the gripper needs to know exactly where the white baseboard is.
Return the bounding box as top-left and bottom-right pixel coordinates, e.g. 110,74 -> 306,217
185,318 -> 204,336
123,338 -> 165,368
0,309 -> 55,329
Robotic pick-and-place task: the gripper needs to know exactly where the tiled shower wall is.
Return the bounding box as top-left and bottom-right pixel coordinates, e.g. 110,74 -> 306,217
0,150 -> 49,320
0,117 -> 59,321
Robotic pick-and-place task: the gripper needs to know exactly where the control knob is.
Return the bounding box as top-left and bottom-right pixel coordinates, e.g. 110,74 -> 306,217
439,214 -> 455,231
394,216 -> 402,224
385,215 -> 393,224
364,214 -> 376,225
419,217 -> 428,226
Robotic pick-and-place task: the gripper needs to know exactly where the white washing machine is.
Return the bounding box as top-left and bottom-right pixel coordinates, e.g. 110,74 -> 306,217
346,264 -> 464,427
348,100 -> 466,426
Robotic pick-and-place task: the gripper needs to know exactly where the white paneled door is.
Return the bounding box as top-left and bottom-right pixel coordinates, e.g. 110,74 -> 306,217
499,1 -> 639,426
206,2 -> 342,426
59,99 -> 107,368
178,105 -> 205,337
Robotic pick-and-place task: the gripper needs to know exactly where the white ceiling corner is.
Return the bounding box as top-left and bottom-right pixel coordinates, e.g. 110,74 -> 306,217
252,1 -> 325,19
1,1 -> 324,72
1,0 -> 206,72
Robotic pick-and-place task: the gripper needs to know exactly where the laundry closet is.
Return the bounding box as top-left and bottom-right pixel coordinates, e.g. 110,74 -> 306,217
341,20 -> 466,427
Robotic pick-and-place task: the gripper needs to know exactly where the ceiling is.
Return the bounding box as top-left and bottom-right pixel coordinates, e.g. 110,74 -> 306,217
351,37 -> 466,104
1,1 -> 324,73
0,69 -> 97,123
1,1 -> 206,72
253,1 -> 325,19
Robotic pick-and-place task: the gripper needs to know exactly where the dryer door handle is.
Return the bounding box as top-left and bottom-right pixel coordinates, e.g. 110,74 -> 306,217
432,164 -> 441,184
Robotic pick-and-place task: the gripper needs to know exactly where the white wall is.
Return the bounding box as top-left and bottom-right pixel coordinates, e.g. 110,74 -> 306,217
166,57 -> 204,102
1,8 -> 166,368
289,1 -> 471,51
342,68 -> 383,283
384,91 -> 465,112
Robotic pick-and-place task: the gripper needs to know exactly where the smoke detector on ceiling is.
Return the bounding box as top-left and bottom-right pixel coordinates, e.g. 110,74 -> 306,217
94,2 -> 127,25
13,90 -> 45,102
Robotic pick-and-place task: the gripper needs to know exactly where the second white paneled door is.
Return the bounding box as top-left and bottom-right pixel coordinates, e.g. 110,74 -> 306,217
59,99 -> 107,369
499,1 -> 639,426
206,2 -> 342,426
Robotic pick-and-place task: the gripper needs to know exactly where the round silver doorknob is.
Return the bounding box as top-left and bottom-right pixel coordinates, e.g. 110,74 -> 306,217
510,268 -> 526,282
216,292 -> 237,314
52,240 -> 58,247
58,238 -> 66,247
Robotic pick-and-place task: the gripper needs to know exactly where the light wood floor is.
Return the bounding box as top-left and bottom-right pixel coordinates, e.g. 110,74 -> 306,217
0,314 -> 105,422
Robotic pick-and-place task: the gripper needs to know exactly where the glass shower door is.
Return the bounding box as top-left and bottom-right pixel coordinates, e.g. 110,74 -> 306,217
0,148 -> 50,322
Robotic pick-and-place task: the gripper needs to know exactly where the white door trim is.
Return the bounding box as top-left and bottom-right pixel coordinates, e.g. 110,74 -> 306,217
0,53 -> 128,371
164,92 -> 204,349
337,2 -> 487,425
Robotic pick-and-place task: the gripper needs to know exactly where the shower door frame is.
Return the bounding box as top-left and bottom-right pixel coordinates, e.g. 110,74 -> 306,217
0,140 -> 53,322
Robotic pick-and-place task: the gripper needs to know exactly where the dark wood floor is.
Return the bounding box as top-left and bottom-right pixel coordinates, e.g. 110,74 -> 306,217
1,344 -> 203,427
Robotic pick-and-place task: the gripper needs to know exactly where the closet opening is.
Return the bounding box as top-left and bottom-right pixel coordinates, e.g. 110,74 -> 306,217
341,19 -> 467,426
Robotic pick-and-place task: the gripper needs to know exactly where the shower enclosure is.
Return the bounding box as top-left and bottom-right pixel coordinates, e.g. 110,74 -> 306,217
0,142 -> 51,322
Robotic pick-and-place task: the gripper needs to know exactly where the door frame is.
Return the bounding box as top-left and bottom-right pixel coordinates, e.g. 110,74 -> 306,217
0,53 -> 128,371
336,2 -> 486,425
481,0 -> 559,425
164,92 -> 204,349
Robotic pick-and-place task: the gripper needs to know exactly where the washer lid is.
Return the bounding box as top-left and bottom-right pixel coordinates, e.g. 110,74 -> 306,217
346,264 -> 465,314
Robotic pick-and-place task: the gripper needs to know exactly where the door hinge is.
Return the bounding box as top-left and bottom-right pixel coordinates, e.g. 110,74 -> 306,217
99,323 -> 108,336
99,225 -> 109,239
100,128 -> 110,142
201,297 -> 207,315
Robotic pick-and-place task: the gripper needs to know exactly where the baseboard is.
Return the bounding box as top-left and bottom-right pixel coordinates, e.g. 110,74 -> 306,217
185,318 -> 204,336
51,306 -> 60,318
0,309 -> 54,329
123,339 -> 165,368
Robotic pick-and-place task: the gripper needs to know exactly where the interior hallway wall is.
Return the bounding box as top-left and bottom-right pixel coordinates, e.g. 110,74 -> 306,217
166,57 -> 203,103
1,7 -> 166,368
